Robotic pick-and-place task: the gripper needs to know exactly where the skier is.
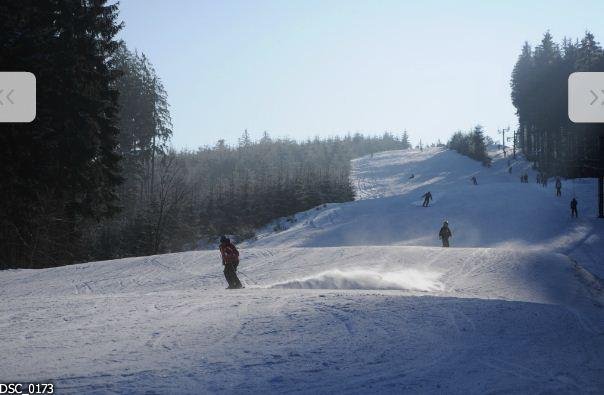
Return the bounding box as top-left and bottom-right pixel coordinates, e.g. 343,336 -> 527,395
555,177 -> 562,197
219,236 -> 243,289
439,221 -> 452,247
422,191 -> 433,207
409,174 -> 415,179
471,176 -> 477,185
570,198 -> 578,218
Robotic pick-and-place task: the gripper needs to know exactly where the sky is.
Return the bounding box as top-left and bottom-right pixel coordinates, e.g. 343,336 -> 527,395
117,0 -> 604,149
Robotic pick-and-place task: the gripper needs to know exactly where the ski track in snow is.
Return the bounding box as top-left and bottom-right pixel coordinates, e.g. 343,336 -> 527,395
1,147 -> 604,394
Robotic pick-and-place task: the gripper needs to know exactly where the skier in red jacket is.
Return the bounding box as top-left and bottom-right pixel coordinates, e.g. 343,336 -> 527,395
219,236 -> 243,289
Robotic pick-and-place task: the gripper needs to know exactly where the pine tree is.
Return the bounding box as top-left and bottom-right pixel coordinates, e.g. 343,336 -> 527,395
511,31 -> 604,178
470,125 -> 488,163
238,129 -> 252,148
511,42 -> 534,131
576,32 -> 604,72
401,130 -> 411,149
113,45 -> 172,201
0,0 -> 123,268
447,126 -> 490,165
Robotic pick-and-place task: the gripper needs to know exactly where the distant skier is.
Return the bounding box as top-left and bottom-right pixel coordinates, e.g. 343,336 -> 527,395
422,191 -> 433,207
409,174 -> 415,179
439,221 -> 452,247
471,176 -> 477,185
555,177 -> 562,197
570,198 -> 578,218
219,236 -> 243,289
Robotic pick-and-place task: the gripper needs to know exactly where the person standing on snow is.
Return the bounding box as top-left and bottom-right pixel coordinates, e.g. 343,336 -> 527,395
219,236 -> 243,289
471,176 -> 477,185
570,198 -> 578,218
422,191 -> 433,207
439,221 -> 452,247
555,177 -> 562,197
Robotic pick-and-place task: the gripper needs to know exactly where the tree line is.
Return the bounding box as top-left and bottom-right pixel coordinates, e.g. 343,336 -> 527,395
511,31 -> 604,177
447,125 -> 492,165
89,131 -> 412,262
0,0 -> 414,268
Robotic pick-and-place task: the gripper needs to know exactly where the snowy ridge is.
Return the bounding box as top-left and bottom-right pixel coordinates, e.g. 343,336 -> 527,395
1,147 -> 603,394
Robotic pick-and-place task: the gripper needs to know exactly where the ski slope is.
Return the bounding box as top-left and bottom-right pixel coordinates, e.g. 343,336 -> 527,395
1,148 -> 603,394
249,148 -> 604,278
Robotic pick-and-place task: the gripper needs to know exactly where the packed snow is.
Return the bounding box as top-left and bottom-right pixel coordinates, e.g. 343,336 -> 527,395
1,147 -> 603,394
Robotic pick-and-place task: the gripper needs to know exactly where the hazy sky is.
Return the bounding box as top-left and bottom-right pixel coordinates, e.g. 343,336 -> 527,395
118,0 -> 604,149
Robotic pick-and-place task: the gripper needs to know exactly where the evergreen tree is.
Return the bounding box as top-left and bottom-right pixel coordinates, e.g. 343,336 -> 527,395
447,126 -> 490,165
238,129 -> 252,147
113,45 -> 173,200
0,0 -> 123,268
576,32 -> 604,71
511,42 -> 534,130
401,130 -> 411,149
470,125 -> 489,163
511,31 -> 604,177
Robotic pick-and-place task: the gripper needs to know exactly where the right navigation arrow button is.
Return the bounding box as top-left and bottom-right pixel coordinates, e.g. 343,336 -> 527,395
590,89 -> 598,105
569,72 -> 604,122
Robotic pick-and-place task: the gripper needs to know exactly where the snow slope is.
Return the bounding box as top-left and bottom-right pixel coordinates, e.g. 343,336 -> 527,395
1,148 -> 603,394
248,148 -> 604,278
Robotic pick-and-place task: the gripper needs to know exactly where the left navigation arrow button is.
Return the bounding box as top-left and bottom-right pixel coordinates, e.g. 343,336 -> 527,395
0,73 -> 36,122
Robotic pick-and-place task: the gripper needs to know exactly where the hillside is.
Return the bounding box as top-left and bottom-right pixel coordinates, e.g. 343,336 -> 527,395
248,148 -> 604,278
1,148 -> 603,394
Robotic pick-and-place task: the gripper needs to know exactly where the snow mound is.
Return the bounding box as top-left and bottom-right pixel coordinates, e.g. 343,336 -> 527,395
269,268 -> 444,291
